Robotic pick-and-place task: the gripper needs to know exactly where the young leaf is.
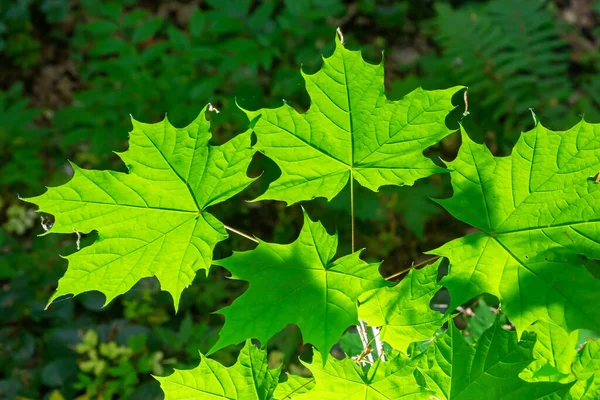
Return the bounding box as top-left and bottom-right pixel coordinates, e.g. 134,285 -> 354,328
418,320 -> 572,399
156,340 -> 280,399
520,321 -> 600,398
358,260 -> 447,352
24,106 -> 256,310
571,339 -> 600,399
520,321 -> 578,383
292,350 -> 433,399
244,34 -> 462,205
431,122 -> 600,333
210,210 -> 390,357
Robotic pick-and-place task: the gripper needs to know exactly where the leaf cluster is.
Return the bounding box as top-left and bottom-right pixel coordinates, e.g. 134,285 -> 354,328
24,29 -> 600,399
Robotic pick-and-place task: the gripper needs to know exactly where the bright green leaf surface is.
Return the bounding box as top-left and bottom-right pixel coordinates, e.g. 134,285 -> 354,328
273,374 -> 315,399
418,320 -> 572,399
244,35 -> 462,205
25,106 -> 256,310
520,321 -> 600,398
520,321 -> 578,383
210,211 -> 389,356
358,260 -> 447,352
292,350 -> 432,399
570,339 -> 600,399
156,340 -> 280,399
431,122 -> 600,333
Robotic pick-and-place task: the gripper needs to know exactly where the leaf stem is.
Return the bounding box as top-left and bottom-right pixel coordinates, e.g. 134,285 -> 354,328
350,171 -> 355,253
281,378 -> 316,399
371,325 -> 386,362
223,224 -> 258,243
384,255 -> 440,281
350,169 -> 374,363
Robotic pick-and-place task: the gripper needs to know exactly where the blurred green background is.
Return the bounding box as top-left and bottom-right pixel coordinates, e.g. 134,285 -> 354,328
1,0 -> 599,399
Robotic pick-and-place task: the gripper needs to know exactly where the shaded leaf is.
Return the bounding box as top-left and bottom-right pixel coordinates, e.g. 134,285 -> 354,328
358,260 -> 447,352
418,320 -> 572,399
293,350 -> 432,399
210,210 -> 389,357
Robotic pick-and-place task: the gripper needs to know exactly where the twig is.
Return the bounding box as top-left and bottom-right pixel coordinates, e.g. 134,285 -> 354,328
460,87 -> 469,123
384,256 -> 440,280
223,224 -> 258,243
73,228 -> 81,250
336,27 -> 345,45
280,378 -> 316,399
371,326 -> 385,362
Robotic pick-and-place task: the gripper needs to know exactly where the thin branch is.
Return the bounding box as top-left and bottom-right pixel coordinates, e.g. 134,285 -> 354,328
384,255 -> 441,281
280,378 -> 316,399
371,326 -> 385,362
223,224 -> 258,243
336,26 -> 345,45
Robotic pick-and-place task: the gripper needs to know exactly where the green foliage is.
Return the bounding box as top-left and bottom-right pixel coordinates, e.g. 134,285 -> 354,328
432,121 -> 600,334
295,350 -> 431,399
245,35 -> 461,204
72,330 -> 166,399
431,0 -> 572,140
11,6 -> 600,399
417,320 -> 572,399
0,82 -> 45,189
571,338 -> 600,399
157,340 -> 280,400
25,107 -> 256,310
520,321 -> 600,399
211,210 -> 389,357
520,321 -> 579,383
53,0 -> 346,156
358,260 -> 446,352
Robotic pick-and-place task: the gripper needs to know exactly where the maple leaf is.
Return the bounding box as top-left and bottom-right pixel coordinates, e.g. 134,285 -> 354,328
358,260 -> 447,352
430,121 -> 600,333
520,321 -> 600,399
156,340 -> 280,399
24,106 -> 256,310
570,338 -> 600,399
273,374 -> 315,399
243,34 -> 462,205
209,210 -> 390,357
417,320 -> 572,399
290,349 -> 433,399
520,321 -> 578,383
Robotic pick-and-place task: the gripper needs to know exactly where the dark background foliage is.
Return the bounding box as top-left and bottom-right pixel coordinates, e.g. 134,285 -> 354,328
1,0 -> 599,399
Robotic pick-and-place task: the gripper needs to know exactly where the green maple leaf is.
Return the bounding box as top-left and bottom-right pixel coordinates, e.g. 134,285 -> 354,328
358,260 -> 447,352
520,321 -> 600,399
243,34 -> 462,205
210,210 -> 389,357
24,106 -> 256,310
156,340 -> 280,399
430,121 -> 600,333
520,321 -> 578,383
290,350 -> 432,399
417,320 -> 572,399
273,375 -> 315,399
570,338 -> 600,399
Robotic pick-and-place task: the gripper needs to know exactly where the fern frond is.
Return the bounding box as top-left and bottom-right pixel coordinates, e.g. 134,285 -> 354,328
432,0 -> 571,139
